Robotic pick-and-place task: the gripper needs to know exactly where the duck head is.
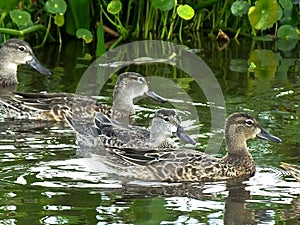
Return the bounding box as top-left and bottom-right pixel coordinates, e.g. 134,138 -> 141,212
225,112 -> 281,155
150,108 -> 196,146
0,39 -> 51,77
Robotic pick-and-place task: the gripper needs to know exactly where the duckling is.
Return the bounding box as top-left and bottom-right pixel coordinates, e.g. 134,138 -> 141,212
0,39 -> 51,87
0,72 -> 166,122
89,112 -> 281,182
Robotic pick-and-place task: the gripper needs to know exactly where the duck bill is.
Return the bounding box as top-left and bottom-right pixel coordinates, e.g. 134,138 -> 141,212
175,125 -> 196,145
256,128 -> 282,143
144,90 -> 166,103
27,56 -> 52,76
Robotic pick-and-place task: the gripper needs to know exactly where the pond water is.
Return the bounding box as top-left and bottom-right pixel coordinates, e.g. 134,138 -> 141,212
0,37 -> 300,224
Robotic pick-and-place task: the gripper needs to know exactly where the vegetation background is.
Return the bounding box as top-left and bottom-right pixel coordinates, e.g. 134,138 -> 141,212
0,0 -> 299,55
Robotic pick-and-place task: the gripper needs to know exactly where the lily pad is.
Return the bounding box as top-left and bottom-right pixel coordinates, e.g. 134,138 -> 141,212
231,0 -> 250,17
248,0 -> 279,30
278,38 -> 298,51
279,0 -> 293,11
45,0 -> 67,14
9,10 -> 33,28
151,0 -> 175,11
76,28 -> 93,43
280,7 -> 298,26
177,4 -> 195,20
107,0 -> 122,14
230,59 -> 249,73
277,25 -> 298,40
54,13 -> 64,27
248,49 -> 279,78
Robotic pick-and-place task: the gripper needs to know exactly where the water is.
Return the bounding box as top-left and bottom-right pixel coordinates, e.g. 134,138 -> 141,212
0,38 -> 300,224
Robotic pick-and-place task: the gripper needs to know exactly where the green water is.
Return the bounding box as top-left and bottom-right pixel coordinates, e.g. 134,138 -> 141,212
0,38 -> 299,224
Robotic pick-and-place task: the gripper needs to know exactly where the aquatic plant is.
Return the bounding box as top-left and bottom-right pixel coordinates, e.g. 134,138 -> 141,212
0,0 -> 299,54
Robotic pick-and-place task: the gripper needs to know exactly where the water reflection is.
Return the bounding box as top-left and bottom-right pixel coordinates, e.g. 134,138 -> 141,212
1,38 -> 300,224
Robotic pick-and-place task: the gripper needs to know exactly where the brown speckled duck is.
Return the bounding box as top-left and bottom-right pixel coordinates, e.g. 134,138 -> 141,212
89,112 -> 282,182
0,39 -> 51,87
65,108 -> 196,149
0,72 -> 166,122
281,162 -> 300,182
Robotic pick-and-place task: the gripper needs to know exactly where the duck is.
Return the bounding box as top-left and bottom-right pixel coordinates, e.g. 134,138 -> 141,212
0,38 -> 51,87
65,108 -> 196,149
280,162 -> 300,182
0,72 -> 166,122
87,112 -> 282,182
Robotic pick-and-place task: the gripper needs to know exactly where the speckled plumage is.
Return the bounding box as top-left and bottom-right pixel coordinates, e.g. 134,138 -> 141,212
0,39 -> 51,87
65,108 -> 196,149
0,72 -> 166,122
281,162 -> 300,182
90,113 -> 282,182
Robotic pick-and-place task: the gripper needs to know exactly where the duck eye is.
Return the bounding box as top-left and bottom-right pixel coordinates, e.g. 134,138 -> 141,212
137,77 -> 145,83
18,46 -> 26,52
245,119 -> 254,126
164,116 -> 170,122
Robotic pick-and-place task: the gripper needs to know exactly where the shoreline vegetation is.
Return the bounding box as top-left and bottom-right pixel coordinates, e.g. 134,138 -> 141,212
0,0 -> 299,55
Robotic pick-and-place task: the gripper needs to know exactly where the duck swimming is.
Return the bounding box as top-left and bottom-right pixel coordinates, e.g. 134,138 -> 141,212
87,112 -> 281,182
0,39 -> 51,87
281,162 -> 300,182
0,72 -> 166,122
65,108 -> 196,149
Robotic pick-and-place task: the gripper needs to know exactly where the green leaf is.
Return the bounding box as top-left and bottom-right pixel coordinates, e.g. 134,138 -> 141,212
231,0 -> 250,17
248,49 -> 279,77
151,0 -> 175,11
230,59 -> 249,73
277,24 -> 298,40
0,0 -> 20,12
280,7 -> 298,26
279,0 -> 292,11
107,0 -> 122,14
278,38 -> 298,51
54,13 -> 64,27
45,0 -> 67,14
64,0 -> 90,36
248,0 -> 279,30
76,28 -> 93,43
96,21 -> 106,57
9,10 -> 33,28
177,4 -> 195,20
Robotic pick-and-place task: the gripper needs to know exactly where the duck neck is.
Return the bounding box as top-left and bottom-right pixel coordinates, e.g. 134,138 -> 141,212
225,135 -> 251,157
0,59 -> 18,86
223,135 -> 255,175
148,118 -> 169,147
112,89 -> 134,116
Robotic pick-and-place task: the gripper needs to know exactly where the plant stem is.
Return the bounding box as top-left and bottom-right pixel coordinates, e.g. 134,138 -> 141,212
160,11 -> 168,39
37,15 -> 53,48
133,1 -> 144,38
178,20 -> 183,43
109,35 -> 123,50
100,4 -> 119,29
0,24 -> 46,36
0,11 -> 8,25
167,4 -> 177,40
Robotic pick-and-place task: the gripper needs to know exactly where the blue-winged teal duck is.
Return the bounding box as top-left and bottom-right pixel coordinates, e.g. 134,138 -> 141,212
65,108 -> 196,149
0,39 -> 51,86
0,72 -> 166,122
281,162 -> 300,182
88,112 -> 281,182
